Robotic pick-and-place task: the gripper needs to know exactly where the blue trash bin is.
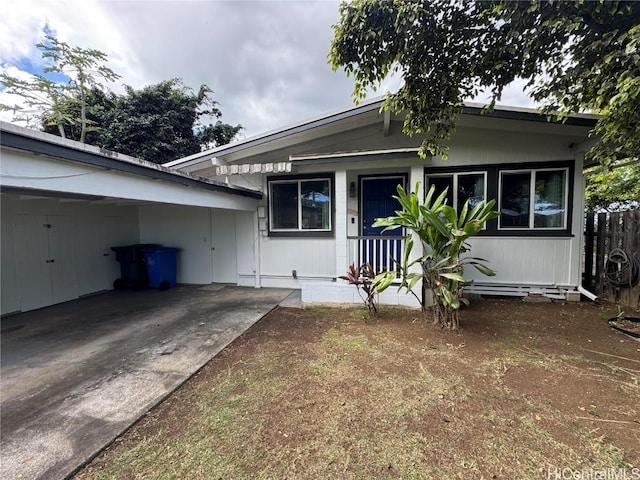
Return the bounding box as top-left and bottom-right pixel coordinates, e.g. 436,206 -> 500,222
141,247 -> 179,290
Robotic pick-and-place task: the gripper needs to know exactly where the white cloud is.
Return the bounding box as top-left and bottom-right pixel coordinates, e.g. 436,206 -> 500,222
0,1 -> 46,65
1,0 -> 539,138
0,66 -> 43,125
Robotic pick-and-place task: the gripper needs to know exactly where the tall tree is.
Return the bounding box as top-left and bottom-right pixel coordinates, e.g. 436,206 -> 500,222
41,87 -> 117,144
1,35 -> 120,142
329,0 -> 640,166
66,79 -> 242,164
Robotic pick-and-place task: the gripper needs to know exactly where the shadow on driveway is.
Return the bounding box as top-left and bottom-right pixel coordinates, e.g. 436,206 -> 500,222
1,285 -> 292,480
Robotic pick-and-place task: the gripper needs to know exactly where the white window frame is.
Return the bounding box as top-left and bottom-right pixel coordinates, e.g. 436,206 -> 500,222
498,167 -> 569,231
268,177 -> 332,232
425,171 -> 487,211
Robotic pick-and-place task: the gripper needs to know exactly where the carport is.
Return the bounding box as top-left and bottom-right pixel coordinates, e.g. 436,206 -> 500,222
0,285 -> 294,479
1,121 -> 262,315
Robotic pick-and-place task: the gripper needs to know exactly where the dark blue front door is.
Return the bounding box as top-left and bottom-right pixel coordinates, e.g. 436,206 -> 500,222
361,176 -> 405,235
360,176 -> 405,272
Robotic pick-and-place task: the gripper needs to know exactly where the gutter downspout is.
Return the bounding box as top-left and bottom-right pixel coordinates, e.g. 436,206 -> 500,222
578,285 -> 598,302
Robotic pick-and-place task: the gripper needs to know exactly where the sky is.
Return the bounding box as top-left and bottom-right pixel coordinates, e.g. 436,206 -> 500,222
0,0 -> 535,140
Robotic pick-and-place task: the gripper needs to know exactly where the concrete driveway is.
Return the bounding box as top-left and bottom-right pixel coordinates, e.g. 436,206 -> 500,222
1,285 -> 294,480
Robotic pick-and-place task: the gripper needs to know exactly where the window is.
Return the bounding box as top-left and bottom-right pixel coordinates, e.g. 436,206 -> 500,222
425,172 -> 486,212
499,168 -> 567,230
269,177 -> 332,233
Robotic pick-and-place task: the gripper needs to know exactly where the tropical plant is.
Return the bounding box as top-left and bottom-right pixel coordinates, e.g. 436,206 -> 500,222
373,183 -> 500,330
0,35 -> 120,142
339,263 -> 379,315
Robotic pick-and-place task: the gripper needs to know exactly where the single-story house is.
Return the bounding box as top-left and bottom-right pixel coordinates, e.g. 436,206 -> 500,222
1,98 -> 597,314
165,98 -> 598,306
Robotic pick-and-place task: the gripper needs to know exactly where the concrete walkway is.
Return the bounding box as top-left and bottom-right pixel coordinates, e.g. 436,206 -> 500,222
1,285 -> 292,480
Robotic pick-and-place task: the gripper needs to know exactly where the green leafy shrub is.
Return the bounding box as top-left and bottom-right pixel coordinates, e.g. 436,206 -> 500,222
373,183 -> 500,330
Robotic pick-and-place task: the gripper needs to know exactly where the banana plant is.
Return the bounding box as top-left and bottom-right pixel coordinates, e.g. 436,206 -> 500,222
372,183 -> 500,329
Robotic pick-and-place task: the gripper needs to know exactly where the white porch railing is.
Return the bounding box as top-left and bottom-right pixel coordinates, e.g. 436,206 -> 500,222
347,236 -> 406,277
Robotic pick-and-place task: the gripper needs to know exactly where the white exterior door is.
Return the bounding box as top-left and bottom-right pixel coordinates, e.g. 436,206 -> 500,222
14,214 -> 55,311
211,210 -> 238,283
75,216 -> 111,296
13,214 -> 78,311
48,215 -> 78,304
42,215 -> 77,305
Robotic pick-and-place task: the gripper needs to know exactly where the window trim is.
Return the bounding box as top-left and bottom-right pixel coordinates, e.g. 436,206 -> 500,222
425,171 -> 488,211
498,167 -> 569,231
424,160 -> 575,237
267,173 -> 334,237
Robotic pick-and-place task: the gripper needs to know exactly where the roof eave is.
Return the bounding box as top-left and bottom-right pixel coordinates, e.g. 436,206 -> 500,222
0,122 -> 262,200
165,99 -> 599,170
164,97 -> 385,168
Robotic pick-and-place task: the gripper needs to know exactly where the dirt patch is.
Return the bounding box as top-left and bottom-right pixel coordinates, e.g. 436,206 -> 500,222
75,299 -> 640,479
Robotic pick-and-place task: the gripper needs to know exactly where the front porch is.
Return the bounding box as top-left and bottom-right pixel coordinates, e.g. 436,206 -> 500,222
299,163 -> 424,307
347,235 -> 405,278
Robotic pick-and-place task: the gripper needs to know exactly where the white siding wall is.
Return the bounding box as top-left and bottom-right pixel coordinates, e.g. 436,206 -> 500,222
465,237 -> 572,285
192,115 -> 589,301
441,126 -> 585,291
258,238 -> 337,286
229,167 -> 341,289
235,211 -> 257,286
138,204 -> 213,285
1,194 -> 139,314
437,126 -> 576,166
334,169 -> 348,283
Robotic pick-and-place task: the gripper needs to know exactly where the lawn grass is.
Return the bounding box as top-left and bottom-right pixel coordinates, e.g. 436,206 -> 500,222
76,300 -> 640,479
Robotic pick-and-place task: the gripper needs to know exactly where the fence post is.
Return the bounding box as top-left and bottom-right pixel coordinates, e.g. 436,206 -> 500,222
584,211 -> 595,290
595,212 -> 607,296
621,210 -> 640,308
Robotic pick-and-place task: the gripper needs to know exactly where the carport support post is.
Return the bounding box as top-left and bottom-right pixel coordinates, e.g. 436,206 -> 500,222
334,169 -> 348,280
254,208 -> 261,288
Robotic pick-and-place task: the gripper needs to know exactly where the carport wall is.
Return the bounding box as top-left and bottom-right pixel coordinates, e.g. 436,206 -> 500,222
1,194 -> 255,315
1,122 -> 261,315
1,193 -> 140,314
137,204 -> 256,286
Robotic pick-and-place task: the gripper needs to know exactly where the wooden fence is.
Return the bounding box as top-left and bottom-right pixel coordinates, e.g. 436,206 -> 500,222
583,209 -> 640,309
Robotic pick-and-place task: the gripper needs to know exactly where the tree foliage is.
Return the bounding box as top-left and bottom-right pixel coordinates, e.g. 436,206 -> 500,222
42,79 -> 242,164
585,162 -> 640,211
43,79 -> 242,164
330,0 -> 640,166
373,184 -> 499,330
0,35 -> 120,142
